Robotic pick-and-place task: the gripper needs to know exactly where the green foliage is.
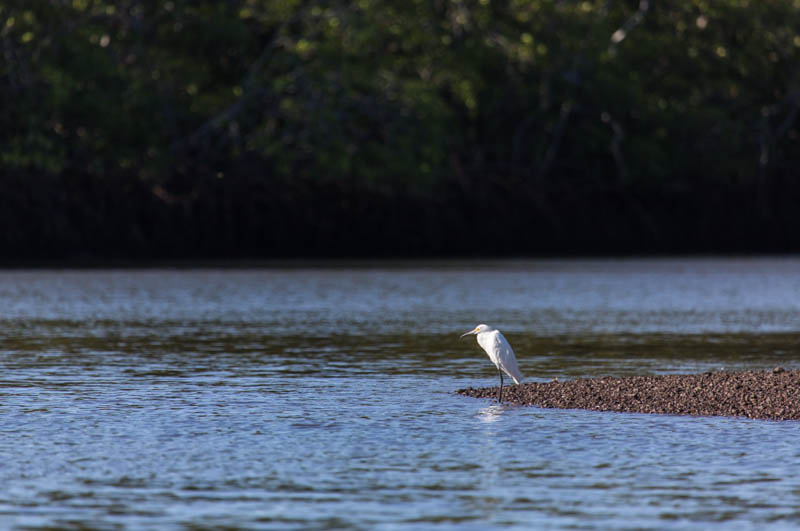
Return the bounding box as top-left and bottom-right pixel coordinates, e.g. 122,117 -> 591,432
1,0 -> 800,257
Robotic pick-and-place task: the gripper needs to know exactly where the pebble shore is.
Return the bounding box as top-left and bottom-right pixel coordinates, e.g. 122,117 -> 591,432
457,368 -> 800,420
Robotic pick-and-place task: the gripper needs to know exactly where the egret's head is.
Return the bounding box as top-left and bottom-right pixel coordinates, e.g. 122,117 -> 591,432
460,324 -> 491,337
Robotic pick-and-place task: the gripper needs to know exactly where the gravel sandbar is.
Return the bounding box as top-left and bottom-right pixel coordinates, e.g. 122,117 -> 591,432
457,368 -> 800,420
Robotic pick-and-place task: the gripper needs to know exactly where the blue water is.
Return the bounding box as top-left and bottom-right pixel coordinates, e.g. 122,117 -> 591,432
2,259 -> 800,529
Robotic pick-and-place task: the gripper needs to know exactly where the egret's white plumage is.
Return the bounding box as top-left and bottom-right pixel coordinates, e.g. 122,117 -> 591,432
461,324 -> 523,402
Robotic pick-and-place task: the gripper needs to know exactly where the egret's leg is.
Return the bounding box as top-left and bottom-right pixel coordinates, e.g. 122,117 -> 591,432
498,370 -> 504,403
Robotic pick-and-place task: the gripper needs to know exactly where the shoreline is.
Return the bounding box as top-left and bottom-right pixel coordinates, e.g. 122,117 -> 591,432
457,369 -> 800,420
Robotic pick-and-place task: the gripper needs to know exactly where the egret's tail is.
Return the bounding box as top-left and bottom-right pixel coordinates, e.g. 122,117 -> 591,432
499,361 -> 523,385
504,369 -> 522,385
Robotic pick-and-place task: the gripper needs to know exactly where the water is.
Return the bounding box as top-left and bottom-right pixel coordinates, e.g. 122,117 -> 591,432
2,258 -> 800,529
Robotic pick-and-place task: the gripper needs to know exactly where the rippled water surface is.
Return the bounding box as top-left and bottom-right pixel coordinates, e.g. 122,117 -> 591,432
3,258 -> 800,529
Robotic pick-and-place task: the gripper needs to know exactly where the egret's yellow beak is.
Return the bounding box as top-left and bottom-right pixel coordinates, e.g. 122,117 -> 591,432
460,328 -> 478,338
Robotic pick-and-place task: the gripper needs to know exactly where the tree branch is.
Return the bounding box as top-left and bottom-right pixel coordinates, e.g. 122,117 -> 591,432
170,0 -> 313,152
537,101 -> 572,180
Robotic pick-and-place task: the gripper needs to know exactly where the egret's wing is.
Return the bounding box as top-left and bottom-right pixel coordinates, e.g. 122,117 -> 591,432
491,331 -> 523,384
476,331 -> 501,368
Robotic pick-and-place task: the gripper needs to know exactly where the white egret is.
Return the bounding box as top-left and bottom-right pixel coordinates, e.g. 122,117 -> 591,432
461,324 -> 523,403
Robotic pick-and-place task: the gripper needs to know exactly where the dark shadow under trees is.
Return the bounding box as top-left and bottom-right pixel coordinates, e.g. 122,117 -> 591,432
1,1 -> 799,261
